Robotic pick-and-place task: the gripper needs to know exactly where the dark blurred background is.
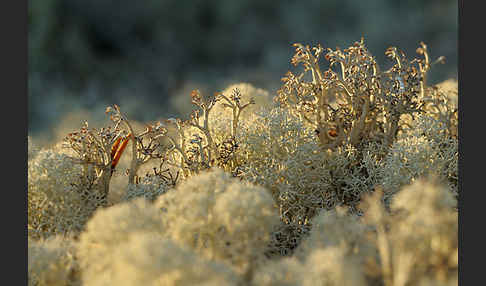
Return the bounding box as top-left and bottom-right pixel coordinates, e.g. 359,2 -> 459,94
28,0 -> 457,144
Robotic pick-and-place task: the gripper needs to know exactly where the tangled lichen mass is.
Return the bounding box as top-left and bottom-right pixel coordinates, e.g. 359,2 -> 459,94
28,39 -> 458,286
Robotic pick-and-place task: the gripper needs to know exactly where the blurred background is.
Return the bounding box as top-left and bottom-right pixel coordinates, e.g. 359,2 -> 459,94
28,0 -> 457,145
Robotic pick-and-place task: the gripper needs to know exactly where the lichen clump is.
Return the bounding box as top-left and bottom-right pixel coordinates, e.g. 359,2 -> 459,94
28,39 -> 458,285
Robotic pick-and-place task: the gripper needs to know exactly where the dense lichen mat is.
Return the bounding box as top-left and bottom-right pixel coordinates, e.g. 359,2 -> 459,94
28,40 -> 458,286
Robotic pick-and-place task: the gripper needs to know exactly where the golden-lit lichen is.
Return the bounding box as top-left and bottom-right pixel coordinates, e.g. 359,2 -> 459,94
154,168 -> 280,277
28,38 -> 458,285
76,198 -> 166,286
361,178 -> 458,286
28,236 -> 80,286
28,146 -> 104,240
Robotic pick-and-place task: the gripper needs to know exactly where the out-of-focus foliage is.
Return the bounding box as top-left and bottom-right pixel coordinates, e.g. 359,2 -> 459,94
102,233 -> 240,286
28,0 -> 456,140
361,179 -> 458,286
28,236 -> 81,286
76,199 -> 165,286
